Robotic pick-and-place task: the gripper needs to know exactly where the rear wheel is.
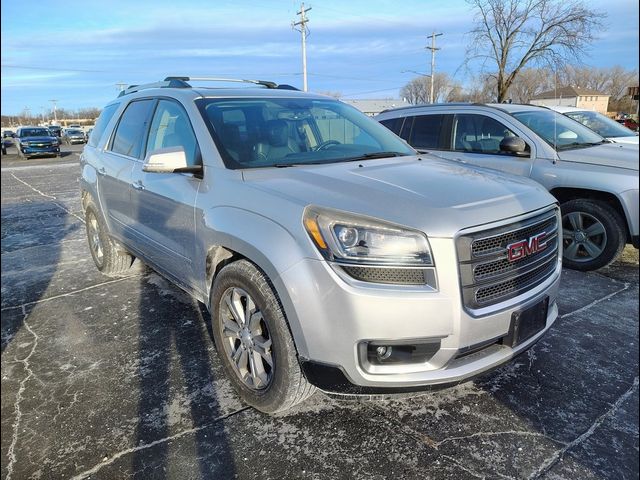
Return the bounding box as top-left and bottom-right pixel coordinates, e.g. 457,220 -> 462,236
210,260 -> 315,413
84,200 -> 135,276
561,199 -> 626,271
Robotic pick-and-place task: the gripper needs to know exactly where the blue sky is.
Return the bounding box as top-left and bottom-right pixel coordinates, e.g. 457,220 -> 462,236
1,0 -> 638,116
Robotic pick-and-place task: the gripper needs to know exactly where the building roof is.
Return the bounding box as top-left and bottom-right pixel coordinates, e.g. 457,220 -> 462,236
530,86 -> 609,100
341,98 -> 410,113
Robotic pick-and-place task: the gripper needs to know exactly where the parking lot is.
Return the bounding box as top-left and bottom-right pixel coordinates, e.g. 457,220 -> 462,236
1,148 -> 638,479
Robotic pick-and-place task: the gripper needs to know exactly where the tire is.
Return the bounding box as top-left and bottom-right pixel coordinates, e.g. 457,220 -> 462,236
561,199 -> 626,271
210,260 -> 315,413
84,200 -> 135,276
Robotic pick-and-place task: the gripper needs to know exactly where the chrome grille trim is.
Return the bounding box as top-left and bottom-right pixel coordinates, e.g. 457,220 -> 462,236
457,208 -> 560,309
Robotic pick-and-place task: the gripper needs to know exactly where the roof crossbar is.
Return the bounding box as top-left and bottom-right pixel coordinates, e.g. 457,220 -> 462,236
164,76 -> 279,89
118,79 -> 191,97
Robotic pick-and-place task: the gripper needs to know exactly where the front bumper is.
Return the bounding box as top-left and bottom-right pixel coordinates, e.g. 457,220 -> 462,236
278,237 -> 561,393
21,146 -> 60,156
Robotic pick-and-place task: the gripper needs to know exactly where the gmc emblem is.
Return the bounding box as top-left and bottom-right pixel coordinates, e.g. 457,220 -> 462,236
506,232 -> 548,262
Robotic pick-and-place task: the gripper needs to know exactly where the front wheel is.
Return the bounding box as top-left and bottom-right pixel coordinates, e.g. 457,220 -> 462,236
561,199 -> 626,271
210,260 -> 315,413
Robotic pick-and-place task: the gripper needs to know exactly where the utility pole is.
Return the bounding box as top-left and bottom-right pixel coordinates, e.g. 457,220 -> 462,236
292,3 -> 311,92
115,82 -> 128,92
49,99 -> 58,123
426,32 -> 442,104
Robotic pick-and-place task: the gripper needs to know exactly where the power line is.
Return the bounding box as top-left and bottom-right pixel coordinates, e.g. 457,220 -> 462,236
292,3 -> 312,92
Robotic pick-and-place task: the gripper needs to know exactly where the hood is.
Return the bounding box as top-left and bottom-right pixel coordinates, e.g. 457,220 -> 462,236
608,135 -> 639,145
558,143 -> 639,171
20,136 -> 57,143
241,156 -> 555,238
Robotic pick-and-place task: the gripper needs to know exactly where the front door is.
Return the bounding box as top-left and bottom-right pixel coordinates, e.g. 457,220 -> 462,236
436,113 -> 534,177
129,99 -> 202,284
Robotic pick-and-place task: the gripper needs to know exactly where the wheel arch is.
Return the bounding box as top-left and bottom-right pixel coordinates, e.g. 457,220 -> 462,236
550,187 -> 631,241
201,207 -> 312,357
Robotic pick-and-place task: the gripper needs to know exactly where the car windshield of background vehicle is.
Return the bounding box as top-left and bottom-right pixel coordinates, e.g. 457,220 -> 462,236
198,98 -> 415,169
21,128 -> 50,137
564,111 -> 638,138
512,110 -> 605,151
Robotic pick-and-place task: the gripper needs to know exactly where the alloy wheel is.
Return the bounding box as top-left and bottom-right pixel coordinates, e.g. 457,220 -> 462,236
219,287 -> 274,390
562,211 -> 607,263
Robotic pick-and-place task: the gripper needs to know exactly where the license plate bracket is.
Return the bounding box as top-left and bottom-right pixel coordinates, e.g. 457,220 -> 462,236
502,297 -> 549,348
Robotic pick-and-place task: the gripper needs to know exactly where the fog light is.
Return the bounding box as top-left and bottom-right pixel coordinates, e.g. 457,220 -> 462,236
376,345 -> 392,360
365,340 -> 441,367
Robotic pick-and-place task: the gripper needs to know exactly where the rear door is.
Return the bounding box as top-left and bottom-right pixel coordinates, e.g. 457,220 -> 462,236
129,98 -> 201,283
98,99 -> 156,240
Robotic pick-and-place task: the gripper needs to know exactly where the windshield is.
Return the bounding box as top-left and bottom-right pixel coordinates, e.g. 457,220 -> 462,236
511,109 -> 605,151
564,110 -> 637,138
67,130 -> 83,135
20,128 -> 50,137
197,97 -> 415,168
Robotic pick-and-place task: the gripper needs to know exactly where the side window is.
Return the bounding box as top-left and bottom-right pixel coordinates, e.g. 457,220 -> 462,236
110,99 -> 155,159
409,114 -> 446,149
379,117 -> 404,135
146,100 -> 200,167
399,116 -> 413,141
452,114 -> 519,154
88,103 -> 119,147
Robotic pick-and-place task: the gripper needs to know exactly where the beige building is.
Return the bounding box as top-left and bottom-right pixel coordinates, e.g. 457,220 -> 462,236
529,86 -> 610,114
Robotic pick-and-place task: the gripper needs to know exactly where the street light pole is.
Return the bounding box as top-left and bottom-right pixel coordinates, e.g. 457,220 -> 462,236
49,100 -> 58,123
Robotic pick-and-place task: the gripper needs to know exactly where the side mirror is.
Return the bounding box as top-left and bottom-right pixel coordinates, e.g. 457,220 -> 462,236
499,136 -> 527,156
143,146 -> 202,174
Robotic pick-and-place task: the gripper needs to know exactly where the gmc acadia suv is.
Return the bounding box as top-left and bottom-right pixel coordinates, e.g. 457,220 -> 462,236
376,103 -> 639,271
80,77 -> 562,413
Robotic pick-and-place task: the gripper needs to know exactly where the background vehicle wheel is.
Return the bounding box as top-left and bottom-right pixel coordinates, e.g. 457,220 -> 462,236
210,260 -> 315,413
84,200 -> 135,276
561,199 -> 626,271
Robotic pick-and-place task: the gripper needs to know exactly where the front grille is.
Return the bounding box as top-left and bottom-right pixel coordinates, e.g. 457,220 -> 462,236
472,216 -> 557,257
457,208 -> 560,309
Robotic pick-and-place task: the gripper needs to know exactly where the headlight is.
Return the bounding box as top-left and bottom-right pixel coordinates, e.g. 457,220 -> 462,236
303,206 -> 433,266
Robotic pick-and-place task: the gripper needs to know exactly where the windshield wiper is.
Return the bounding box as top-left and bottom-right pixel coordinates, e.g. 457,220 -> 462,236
339,151 -> 410,162
557,141 -> 604,151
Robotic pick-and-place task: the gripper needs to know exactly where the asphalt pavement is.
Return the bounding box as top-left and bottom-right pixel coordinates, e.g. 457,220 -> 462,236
1,150 -> 638,479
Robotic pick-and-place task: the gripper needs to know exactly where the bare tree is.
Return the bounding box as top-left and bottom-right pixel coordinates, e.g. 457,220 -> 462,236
466,0 -> 604,102
509,67 -> 554,103
401,73 -> 456,104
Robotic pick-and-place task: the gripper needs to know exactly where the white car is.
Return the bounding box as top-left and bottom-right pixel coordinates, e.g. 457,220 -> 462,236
548,105 -> 639,145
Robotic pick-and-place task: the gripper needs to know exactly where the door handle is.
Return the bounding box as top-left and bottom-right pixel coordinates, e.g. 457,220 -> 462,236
97,167 -> 107,176
132,180 -> 145,191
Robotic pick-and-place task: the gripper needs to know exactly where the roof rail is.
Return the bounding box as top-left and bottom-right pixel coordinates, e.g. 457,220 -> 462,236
118,76 -> 300,97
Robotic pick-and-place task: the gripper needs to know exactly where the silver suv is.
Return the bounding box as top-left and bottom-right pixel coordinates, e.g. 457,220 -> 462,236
81,78 -> 561,413
376,103 -> 639,271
